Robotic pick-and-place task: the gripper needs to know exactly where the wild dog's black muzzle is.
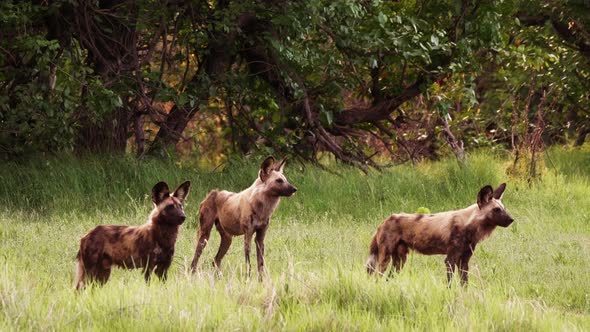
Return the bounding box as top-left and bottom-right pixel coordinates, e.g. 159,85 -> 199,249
499,216 -> 514,227
282,186 -> 297,197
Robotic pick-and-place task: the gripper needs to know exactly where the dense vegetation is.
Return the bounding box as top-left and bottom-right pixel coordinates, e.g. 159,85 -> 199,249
0,147 -> 588,330
1,0 -> 589,170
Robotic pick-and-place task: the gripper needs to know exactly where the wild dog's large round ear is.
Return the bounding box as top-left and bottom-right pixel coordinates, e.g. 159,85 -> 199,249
477,185 -> 494,209
275,156 -> 287,173
259,156 -> 275,182
172,181 -> 191,202
493,183 -> 507,200
152,181 -> 170,205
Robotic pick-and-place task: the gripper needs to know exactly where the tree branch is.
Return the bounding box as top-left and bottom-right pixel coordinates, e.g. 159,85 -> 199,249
334,79 -> 424,125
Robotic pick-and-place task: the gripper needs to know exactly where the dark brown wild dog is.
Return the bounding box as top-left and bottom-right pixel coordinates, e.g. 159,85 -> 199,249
74,181 -> 191,290
366,183 -> 514,285
190,156 -> 297,280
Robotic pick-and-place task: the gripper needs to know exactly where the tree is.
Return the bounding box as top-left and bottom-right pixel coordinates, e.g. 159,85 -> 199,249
1,0 -> 588,169
148,0 -> 508,170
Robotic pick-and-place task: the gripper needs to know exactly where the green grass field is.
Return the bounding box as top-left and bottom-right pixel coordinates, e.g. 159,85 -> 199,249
1,147 -> 589,331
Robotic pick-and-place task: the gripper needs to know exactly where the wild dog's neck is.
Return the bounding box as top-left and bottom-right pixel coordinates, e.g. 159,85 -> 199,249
248,179 -> 282,201
446,204 -> 479,223
148,208 -> 160,224
442,204 -> 497,245
463,204 -> 497,243
148,211 -> 181,230
243,183 -> 281,220
147,210 -> 180,247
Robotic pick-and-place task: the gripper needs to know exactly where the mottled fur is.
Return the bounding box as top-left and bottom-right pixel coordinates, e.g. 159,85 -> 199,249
190,156 -> 297,280
74,181 -> 191,290
367,183 -> 514,285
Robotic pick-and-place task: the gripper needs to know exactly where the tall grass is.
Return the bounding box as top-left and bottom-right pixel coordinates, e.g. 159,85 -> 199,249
0,146 -> 589,330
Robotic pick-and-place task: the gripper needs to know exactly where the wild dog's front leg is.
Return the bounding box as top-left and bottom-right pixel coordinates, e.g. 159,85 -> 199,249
244,229 -> 254,278
144,268 -> 152,282
153,264 -> 170,282
154,252 -> 174,282
144,257 -> 155,282
458,250 -> 473,286
458,260 -> 469,285
255,226 -> 268,281
154,267 -> 168,281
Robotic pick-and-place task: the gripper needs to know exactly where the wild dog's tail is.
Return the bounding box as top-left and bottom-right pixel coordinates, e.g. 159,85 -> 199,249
366,234 -> 379,274
74,250 -> 85,290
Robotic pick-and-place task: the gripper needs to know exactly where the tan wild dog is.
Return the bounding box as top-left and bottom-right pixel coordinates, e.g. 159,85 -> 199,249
74,181 -> 191,290
190,156 -> 297,279
367,183 -> 514,285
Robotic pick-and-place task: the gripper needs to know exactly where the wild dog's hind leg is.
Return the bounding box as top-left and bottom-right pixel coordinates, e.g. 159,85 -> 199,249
81,254 -> 111,287
392,242 -> 409,273
190,213 -> 215,273
376,246 -> 391,276
244,229 -> 254,278
95,267 -> 111,286
445,252 -> 460,285
213,221 -> 233,271
93,255 -> 112,286
255,226 -> 268,281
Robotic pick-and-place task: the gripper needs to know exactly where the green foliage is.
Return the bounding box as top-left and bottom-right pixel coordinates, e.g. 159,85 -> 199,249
415,206 -> 431,214
0,2 -> 123,156
1,0 -> 590,164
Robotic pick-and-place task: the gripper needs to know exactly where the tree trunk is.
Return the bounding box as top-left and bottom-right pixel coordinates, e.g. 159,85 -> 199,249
148,17 -> 237,154
574,128 -> 589,146
133,110 -> 146,156
72,0 -> 138,154
75,106 -> 129,154
149,104 -> 197,154
441,113 -> 466,166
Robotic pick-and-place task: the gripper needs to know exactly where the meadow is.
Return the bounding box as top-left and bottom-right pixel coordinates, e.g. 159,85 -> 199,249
0,147 -> 589,331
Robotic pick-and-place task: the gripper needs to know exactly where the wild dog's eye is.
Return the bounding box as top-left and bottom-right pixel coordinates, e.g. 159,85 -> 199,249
493,207 -> 501,212
276,179 -> 284,184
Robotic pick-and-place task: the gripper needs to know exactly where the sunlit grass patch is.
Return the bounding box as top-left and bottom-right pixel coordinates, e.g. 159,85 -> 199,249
1,147 -> 589,330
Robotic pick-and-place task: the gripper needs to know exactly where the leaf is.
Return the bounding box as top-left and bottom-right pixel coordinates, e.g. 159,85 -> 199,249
378,12 -> 387,26
430,35 -> 439,46
209,86 -> 217,97
178,94 -> 188,107
325,110 -> 333,126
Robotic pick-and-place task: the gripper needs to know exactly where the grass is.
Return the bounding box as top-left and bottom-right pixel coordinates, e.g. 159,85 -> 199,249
0,146 -> 589,331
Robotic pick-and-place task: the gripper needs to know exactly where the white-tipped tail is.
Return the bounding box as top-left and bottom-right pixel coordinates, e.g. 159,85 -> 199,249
366,254 -> 377,274
366,234 -> 379,274
74,255 -> 85,290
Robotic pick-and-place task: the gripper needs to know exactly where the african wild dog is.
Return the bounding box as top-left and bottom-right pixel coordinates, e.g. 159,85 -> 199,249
366,183 -> 514,285
190,156 -> 297,280
74,181 -> 191,290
